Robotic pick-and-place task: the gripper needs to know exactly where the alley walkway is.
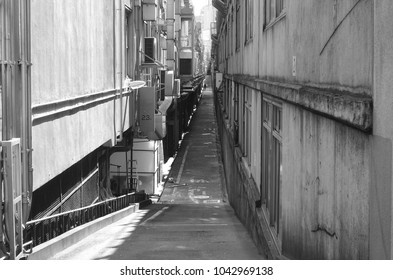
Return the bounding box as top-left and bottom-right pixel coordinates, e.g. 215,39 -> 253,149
50,89 -> 263,260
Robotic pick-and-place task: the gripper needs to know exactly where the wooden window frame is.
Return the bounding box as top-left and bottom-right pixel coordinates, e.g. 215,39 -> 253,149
261,96 -> 282,236
264,0 -> 285,30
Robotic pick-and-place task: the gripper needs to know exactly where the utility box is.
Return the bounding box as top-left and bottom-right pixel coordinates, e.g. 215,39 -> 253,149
216,72 -> 223,89
139,87 -> 155,137
174,79 -> 181,97
165,71 -> 174,96
3,139 -> 24,259
154,113 -> 167,139
142,0 -> 157,21
139,87 -> 167,140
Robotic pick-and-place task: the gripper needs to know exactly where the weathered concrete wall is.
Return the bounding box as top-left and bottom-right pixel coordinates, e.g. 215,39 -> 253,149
285,0 -> 373,92
370,0 -> 393,259
282,103 -> 370,259
31,0 -> 130,189
31,0 -> 115,104
221,0 -> 373,92
214,0 -> 385,259
214,95 -> 279,259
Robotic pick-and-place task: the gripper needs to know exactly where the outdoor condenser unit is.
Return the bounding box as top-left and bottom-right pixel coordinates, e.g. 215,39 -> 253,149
144,37 -> 156,64
142,0 -> 157,21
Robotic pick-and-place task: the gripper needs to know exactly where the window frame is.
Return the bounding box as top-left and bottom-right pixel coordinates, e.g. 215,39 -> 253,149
261,96 -> 282,237
264,0 -> 285,30
244,0 -> 254,43
125,7 -> 137,79
235,0 -> 241,51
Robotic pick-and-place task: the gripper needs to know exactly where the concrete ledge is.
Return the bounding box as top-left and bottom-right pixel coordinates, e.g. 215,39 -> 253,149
226,74 -> 373,133
27,202 -> 145,260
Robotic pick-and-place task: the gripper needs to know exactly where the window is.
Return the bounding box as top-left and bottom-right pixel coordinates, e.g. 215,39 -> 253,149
261,97 -> 282,235
245,0 -> 253,42
239,87 -> 252,165
244,88 -> 252,165
236,0 -> 241,50
234,84 -> 240,145
229,10 -> 232,55
265,0 -> 285,27
125,9 -> 136,79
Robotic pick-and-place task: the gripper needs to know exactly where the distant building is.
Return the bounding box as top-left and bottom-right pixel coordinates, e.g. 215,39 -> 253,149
196,0 -> 216,71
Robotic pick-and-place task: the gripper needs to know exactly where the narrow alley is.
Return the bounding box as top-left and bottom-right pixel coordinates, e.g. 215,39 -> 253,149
48,89 -> 263,260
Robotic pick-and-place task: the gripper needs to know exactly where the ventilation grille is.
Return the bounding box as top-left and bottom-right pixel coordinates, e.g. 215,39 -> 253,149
179,59 -> 192,75
144,37 -> 156,64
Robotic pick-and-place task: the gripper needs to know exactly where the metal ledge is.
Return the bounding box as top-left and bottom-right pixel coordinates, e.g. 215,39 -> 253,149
31,81 -> 146,126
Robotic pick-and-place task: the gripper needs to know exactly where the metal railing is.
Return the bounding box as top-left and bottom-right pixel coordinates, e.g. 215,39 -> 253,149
25,192 -> 149,247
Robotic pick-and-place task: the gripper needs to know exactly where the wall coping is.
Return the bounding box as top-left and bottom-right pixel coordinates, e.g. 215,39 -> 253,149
225,74 -> 373,133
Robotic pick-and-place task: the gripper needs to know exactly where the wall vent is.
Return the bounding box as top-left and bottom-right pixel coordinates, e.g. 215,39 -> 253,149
144,37 -> 156,64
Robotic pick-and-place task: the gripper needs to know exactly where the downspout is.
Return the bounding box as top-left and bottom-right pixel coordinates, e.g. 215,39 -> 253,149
113,0 -> 117,143
26,0 -> 33,223
0,0 -> 6,252
117,0 -> 124,143
136,3 -> 141,80
19,0 -> 29,223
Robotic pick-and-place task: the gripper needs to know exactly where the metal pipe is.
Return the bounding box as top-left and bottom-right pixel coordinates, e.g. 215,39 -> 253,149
117,0 -> 124,143
19,0 -> 29,224
26,0 -> 33,223
0,0 -> 7,255
113,0 -> 117,143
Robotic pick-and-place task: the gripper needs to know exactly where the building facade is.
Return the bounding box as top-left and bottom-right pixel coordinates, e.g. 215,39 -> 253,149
213,0 -> 393,259
1,0 -> 203,258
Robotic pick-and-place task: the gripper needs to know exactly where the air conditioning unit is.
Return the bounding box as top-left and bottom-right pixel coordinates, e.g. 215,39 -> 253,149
159,70 -> 166,101
179,58 -> 192,75
144,37 -> 156,64
139,87 -> 155,136
174,79 -> 180,97
165,71 -> 174,96
142,0 -> 157,21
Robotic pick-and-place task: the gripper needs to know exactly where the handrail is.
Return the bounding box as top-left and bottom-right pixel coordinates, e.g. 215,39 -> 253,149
42,168 -> 99,218
25,191 -> 148,247
26,191 -> 133,225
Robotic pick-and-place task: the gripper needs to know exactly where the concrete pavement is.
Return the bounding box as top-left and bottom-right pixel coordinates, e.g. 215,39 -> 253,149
50,89 -> 264,260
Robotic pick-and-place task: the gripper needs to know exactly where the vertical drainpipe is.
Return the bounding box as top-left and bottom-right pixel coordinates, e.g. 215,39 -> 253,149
19,0 -> 29,223
117,0 -> 124,143
26,0 -> 33,223
0,0 -> 6,245
113,0 -> 117,143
